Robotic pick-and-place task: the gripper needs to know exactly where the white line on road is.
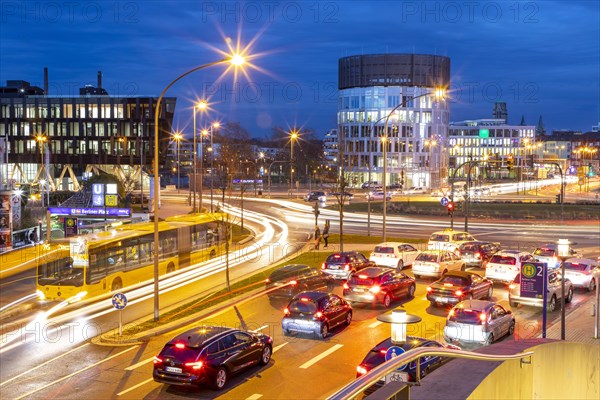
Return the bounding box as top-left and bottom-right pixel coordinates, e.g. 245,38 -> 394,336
368,321 -> 383,328
272,342 -> 288,353
125,356 -> 154,371
299,344 -> 343,369
253,325 -> 269,332
117,378 -> 155,396
245,394 -> 263,400
0,342 -> 90,387
15,345 -> 138,400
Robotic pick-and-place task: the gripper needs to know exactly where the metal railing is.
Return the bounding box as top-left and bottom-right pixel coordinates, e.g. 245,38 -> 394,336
327,347 -> 534,400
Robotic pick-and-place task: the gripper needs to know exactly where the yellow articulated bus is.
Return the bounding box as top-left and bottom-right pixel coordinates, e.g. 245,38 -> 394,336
36,213 -> 228,302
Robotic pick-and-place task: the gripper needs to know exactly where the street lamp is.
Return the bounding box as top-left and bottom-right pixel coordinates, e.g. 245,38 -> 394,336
152,53 -> 246,321
193,100 -> 208,213
382,87 -> 446,242
35,134 -> 48,204
289,129 -> 299,198
173,131 -> 183,194
557,238 -> 573,341
208,121 -> 220,212
367,115 -> 390,237
424,138 -> 438,189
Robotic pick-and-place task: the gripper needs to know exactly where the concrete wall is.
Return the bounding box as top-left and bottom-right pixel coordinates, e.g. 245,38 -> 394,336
469,342 -> 600,399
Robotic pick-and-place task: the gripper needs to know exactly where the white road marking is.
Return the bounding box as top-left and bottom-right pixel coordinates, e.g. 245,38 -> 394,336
125,356 -> 154,371
245,394 -> 263,400
368,321 -> 383,328
15,345 -> 138,400
0,343 -> 90,387
253,325 -> 269,332
117,378 -> 155,396
272,342 -> 288,353
299,344 -> 343,369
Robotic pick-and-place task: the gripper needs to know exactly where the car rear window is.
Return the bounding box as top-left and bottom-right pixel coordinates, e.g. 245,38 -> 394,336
429,234 -> 450,242
459,244 -> 479,252
563,262 -> 589,272
416,253 -> 438,262
269,267 -> 307,282
350,276 -> 375,286
289,300 -> 317,314
373,246 -> 394,254
533,248 -> 555,257
490,255 -> 516,265
439,275 -> 469,286
160,343 -> 201,361
326,254 -> 349,263
449,309 -> 484,325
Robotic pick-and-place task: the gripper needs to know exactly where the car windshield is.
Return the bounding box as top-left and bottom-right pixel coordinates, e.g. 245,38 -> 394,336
490,255 -> 516,265
161,343 -> 201,362
429,234 -> 450,242
439,275 -> 469,286
326,254 -> 349,263
373,246 -> 394,254
563,262 -> 589,272
289,300 -> 317,314
449,309 -> 484,325
416,253 -> 438,262
533,248 -> 555,257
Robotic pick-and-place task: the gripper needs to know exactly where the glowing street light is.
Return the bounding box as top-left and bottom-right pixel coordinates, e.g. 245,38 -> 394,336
289,129 -> 299,198
173,131 -> 183,194
152,52 -> 246,321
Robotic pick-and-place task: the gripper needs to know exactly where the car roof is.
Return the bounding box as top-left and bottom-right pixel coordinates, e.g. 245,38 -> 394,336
291,291 -> 329,301
441,271 -> 482,279
273,264 -> 310,273
495,250 -> 529,256
420,250 -> 446,255
459,241 -> 494,246
329,251 -> 361,256
454,299 -> 497,312
375,242 -> 411,247
372,336 -> 436,351
168,326 -> 236,348
353,267 -> 393,278
430,229 -> 469,235
565,258 -> 599,265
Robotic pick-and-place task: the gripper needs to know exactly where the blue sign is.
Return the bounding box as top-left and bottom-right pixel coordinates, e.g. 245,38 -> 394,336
49,207 -> 131,217
440,197 -> 450,206
385,346 -> 407,371
112,293 -> 128,310
520,262 -> 546,299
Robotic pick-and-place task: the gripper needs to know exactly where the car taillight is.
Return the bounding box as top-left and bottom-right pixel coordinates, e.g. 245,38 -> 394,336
290,280 -> 297,286
479,313 -> 487,322
175,343 -> 185,349
315,311 -> 323,318
359,274 -> 368,279
357,365 -> 368,375
426,286 -> 433,292
369,285 -> 381,294
185,361 -> 203,370
455,290 -> 463,296
509,283 -> 517,290
283,307 -> 290,315
321,263 -> 326,270
378,349 -> 387,355
344,264 -> 350,271
343,282 -> 349,289
475,252 -> 482,259
153,356 -> 163,364
448,309 -> 455,317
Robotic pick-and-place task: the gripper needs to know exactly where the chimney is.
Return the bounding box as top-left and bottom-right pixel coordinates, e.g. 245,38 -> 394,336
97,71 -> 102,89
44,67 -> 49,95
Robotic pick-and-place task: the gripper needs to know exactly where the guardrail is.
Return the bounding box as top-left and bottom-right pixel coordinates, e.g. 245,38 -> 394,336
327,347 -> 534,400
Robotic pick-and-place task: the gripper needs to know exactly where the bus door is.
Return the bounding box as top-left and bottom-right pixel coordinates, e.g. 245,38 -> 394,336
177,226 -> 191,269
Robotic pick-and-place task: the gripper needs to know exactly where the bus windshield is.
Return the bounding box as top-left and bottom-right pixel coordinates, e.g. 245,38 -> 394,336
38,257 -> 84,287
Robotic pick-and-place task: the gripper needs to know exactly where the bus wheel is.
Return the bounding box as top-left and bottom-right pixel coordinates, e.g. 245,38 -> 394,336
209,250 -> 216,259
111,278 -> 123,292
167,263 -> 175,274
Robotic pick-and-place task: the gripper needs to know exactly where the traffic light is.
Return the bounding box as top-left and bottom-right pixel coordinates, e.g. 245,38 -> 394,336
526,154 -> 535,168
507,158 -> 514,171
555,194 -> 562,204
447,201 -> 455,215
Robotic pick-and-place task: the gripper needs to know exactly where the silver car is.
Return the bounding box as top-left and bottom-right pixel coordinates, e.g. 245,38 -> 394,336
508,270 -> 574,312
444,300 -> 515,346
563,258 -> 600,291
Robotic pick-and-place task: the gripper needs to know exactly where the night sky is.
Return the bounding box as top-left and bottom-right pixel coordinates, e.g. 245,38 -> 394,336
1,1 -> 598,138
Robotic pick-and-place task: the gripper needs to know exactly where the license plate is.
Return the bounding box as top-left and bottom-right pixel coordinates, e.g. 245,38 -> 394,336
329,265 -> 339,270
385,371 -> 409,384
436,297 -> 449,303
353,288 -> 365,293
165,366 -> 182,374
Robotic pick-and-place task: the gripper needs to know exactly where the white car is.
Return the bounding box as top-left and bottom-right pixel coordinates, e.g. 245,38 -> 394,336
404,186 -> 427,195
369,242 -> 420,269
509,269 -> 573,312
484,250 -> 535,284
412,250 -> 465,279
533,244 -> 580,270
427,229 -> 477,253
563,258 -> 600,291
366,190 -> 392,201
444,300 -> 515,346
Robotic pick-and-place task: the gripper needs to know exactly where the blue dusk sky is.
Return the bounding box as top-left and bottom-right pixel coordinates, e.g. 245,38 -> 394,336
0,0 -> 598,138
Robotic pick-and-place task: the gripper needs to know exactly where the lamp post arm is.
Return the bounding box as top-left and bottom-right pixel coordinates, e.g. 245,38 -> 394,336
152,58 -> 229,322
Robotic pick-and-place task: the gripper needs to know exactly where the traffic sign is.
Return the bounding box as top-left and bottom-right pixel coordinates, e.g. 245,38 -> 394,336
112,293 -> 128,310
440,197 -> 450,206
385,346 -> 407,371
519,262 -> 546,299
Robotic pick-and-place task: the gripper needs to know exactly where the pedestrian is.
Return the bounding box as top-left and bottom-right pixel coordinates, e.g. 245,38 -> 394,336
314,225 -> 321,250
322,220 -> 330,248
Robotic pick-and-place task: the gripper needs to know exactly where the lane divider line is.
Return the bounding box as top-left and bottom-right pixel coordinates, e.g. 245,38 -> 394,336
299,344 -> 343,369
124,356 -> 154,371
368,321 -> 382,328
245,394 -> 263,400
117,378 -> 155,396
272,342 -> 288,353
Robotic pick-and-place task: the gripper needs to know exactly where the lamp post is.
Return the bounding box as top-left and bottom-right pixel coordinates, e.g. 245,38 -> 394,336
289,129 -> 299,198
209,122 -> 220,212
193,100 -> 208,213
424,138 -> 438,189
173,132 -> 183,194
557,238 -> 573,341
152,54 -> 245,321
382,88 -> 446,242
35,134 -> 48,205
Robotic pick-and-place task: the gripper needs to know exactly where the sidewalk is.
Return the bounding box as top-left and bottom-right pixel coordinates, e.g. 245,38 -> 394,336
542,296 -> 600,345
